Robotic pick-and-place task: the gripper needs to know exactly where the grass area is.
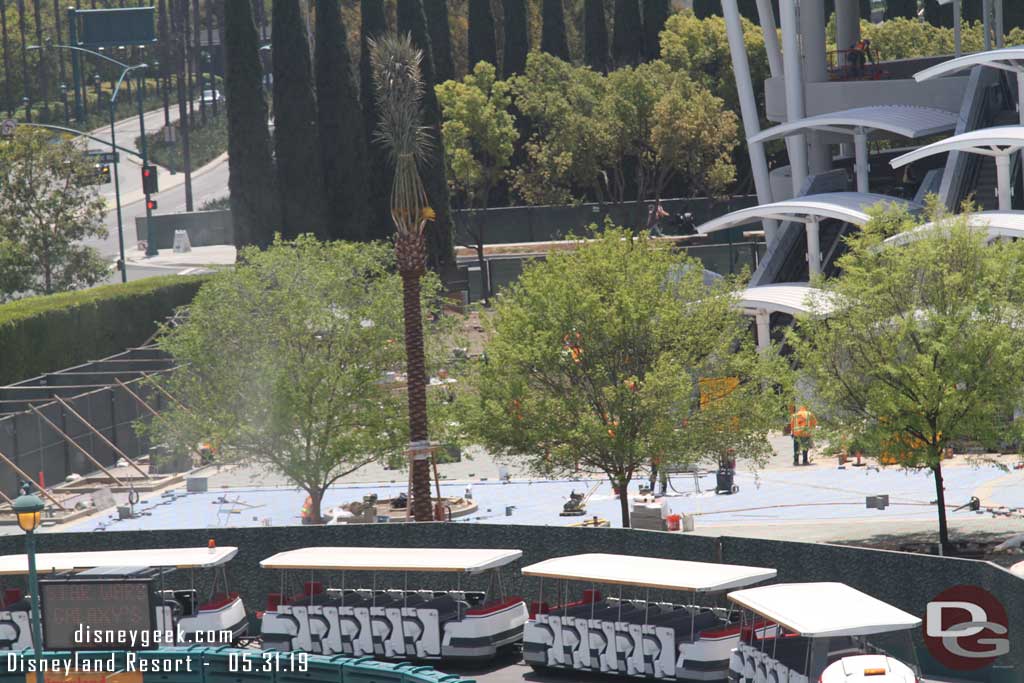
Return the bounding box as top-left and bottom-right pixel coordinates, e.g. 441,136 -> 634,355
137,110 -> 228,173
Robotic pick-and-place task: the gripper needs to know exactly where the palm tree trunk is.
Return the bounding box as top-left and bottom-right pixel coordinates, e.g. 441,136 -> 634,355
400,247 -> 433,522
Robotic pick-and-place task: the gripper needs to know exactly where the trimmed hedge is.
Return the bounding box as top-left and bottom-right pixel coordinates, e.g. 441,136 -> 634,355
0,275 -> 208,385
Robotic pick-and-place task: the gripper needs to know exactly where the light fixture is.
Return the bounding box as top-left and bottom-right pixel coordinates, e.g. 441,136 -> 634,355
12,494 -> 43,533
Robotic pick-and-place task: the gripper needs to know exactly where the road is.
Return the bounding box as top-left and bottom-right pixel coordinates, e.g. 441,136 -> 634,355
77,103 -> 232,282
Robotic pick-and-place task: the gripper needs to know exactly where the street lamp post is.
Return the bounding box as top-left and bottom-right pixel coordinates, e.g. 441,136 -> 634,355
13,494 -> 45,675
30,44 -> 150,282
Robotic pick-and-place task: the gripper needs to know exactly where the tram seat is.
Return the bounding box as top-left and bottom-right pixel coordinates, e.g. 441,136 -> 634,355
768,635 -> 811,672
2,589 -> 22,609
418,595 -> 461,622
200,592 -> 238,611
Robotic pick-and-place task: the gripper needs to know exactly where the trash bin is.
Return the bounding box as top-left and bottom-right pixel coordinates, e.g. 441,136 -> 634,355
716,468 -> 738,494
666,514 -> 681,531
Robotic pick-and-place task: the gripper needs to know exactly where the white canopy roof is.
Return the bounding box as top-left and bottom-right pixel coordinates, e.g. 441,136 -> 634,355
749,106 -> 959,144
697,193 -> 920,235
1012,561 -> 1024,578
520,553 -> 776,593
914,47 -> 1024,82
727,583 -> 921,638
891,126 -> 1024,169
884,211 -> 1024,246
738,284 -> 828,316
260,547 -> 523,574
0,547 -> 239,576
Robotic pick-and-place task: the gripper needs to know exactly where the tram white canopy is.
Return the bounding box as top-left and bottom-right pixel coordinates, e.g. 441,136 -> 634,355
750,106 -> 958,145
260,547 -> 523,574
697,193 -> 918,235
738,284 -> 831,317
0,547 -> 239,575
521,553 -> 776,593
884,211 -> 1024,246
727,582 -> 921,637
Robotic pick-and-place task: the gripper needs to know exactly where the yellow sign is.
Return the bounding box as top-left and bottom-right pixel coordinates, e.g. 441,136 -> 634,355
27,672 -> 142,683
699,377 -> 740,409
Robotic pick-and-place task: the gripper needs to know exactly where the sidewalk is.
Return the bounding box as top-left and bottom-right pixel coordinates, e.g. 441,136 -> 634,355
124,243 -> 236,269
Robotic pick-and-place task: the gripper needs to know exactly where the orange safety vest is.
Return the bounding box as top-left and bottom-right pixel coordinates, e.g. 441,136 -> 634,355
301,496 -> 314,522
790,408 -> 817,438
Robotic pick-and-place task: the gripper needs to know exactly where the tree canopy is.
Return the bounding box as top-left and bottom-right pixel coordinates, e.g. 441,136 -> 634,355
0,128 -> 107,299
144,237 -> 451,524
790,202 -> 1024,553
465,227 -> 786,526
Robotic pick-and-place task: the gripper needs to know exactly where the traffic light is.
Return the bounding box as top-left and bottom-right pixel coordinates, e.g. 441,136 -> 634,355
141,164 -> 158,194
95,163 -> 111,184
146,199 -> 158,211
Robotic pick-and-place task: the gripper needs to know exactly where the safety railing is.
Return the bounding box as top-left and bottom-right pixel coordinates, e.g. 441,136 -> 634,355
1,647 -> 476,683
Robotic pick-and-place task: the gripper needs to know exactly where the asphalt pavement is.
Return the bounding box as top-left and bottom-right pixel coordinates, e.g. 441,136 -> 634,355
77,104 -> 232,282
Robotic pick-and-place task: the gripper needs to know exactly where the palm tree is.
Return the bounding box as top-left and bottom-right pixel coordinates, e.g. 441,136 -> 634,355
370,33 -> 435,522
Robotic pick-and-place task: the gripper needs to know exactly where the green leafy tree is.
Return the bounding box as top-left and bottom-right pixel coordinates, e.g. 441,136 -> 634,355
316,0 -> 370,242
272,0 -> 326,239
468,0 -> 497,71
510,55 -> 739,215
583,0 -> 609,73
612,0 -> 644,67
659,11 -> 769,123
224,0 -> 277,249
397,0 -> 457,278
436,61 -> 517,304
541,0 -> 570,61
144,237 -> 450,524
466,228 -> 786,526
502,0 -> 530,77
642,0 -> 672,62
790,204 -> 1024,554
0,128 -> 107,299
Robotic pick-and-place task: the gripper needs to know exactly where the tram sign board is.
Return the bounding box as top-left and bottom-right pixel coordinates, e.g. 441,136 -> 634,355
39,578 -> 156,650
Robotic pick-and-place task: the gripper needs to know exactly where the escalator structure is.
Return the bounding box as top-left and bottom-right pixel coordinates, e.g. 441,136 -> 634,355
752,64 -> 1021,290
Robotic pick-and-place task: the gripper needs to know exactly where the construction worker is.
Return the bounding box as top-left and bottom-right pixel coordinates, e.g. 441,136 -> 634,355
848,38 -> 872,78
300,495 -> 314,524
790,405 -> 818,466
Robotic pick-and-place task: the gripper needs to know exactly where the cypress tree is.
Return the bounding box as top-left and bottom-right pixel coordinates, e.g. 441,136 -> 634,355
963,1 -> 982,23
642,0 -> 671,62
397,0 -> 456,277
468,0 -> 497,71
541,0 -> 570,61
223,0 -> 277,248
502,0 -> 530,77
424,0 -> 455,84
885,0 -> 917,19
315,0 -> 370,242
923,0 -> 954,28
612,0 -> 643,68
360,0 -> 391,241
272,0 -> 327,240
583,0 -> 609,73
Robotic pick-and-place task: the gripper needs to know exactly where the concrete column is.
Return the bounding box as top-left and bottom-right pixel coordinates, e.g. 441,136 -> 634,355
953,0 -> 962,57
806,219 -> 822,277
854,129 -> 870,193
755,0 -> 783,78
724,0 -> 778,246
755,310 -> 772,353
996,154 -> 1012,211
780,0 -> 808,194
983,0 -> 992,51
800,0 -> 830,176
835,0 -> 861,67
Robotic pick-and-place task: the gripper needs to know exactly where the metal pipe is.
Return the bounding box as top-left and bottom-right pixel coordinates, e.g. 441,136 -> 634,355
755,310 -> 771,353
954,0 -> 962,57
779,0 -> 808,194
995,0 -> 1004,49
54,396 -> 150,479
754,0 -> 783,77
983,0 -> 992,51
724,0 -> 779,246
29,405 -> 127,488
0,447 -> 68,510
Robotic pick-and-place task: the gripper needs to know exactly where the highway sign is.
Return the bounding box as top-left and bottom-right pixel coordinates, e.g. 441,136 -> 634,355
85,149 -> 119,164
